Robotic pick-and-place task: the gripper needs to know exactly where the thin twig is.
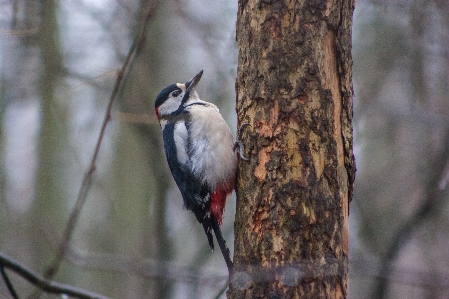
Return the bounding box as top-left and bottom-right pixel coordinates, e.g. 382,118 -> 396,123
60,245 -> 228,285
0,253 -> 110,299
351,257 -> 449,290
212,280 -> 229,299
41,228 -> 228,286
1,265 -> 19,299
371,128 -> 449,299
41,0 -> 160,282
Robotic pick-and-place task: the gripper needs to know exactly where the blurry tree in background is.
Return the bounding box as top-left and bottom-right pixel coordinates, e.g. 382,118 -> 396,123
1,0 -> 449,299
351,1 -> 449,298
1,0 -> 237,298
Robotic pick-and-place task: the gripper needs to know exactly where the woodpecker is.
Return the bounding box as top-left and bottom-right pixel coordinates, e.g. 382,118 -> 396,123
154,70 -> 239,275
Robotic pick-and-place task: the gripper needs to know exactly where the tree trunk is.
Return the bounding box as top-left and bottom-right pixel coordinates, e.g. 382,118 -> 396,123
229,0 -> 355,298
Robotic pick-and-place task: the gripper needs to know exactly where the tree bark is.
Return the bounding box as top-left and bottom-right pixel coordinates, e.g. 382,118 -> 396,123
229,0 -> 355,298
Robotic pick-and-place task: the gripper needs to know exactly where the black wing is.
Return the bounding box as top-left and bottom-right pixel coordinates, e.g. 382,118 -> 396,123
162,121 -> 214,249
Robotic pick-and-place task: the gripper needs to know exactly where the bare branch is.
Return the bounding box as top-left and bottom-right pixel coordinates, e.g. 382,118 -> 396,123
41,0 -> 161,282
371,128 -> 449,298
212,281 -> 229,299
351,257 -> 449,290
1,265 -> 19,299
61,247 -> 228,286
0,253 -> 110,299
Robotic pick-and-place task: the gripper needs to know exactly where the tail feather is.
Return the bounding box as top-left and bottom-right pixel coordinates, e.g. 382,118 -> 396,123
202,220 -> 214,251
211,216 -> 233,278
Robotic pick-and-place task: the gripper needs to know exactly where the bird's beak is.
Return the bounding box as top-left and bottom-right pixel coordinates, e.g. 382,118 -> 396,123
185,70 -> 203,92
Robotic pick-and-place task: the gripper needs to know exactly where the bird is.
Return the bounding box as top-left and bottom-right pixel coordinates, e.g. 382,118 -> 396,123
154,70 -> 242,276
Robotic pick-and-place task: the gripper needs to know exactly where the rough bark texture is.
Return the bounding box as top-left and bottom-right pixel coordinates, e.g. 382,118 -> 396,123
229,0 -> 355,298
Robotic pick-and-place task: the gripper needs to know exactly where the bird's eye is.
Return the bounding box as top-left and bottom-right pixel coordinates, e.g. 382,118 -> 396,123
171,90 -> 181,97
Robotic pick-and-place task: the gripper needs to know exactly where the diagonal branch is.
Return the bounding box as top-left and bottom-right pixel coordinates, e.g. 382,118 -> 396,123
41,230 -> 228,286
1,264 -> 19,299
0,253 -> 110,299
371,127 -> 449,299
41,0 -> 160,282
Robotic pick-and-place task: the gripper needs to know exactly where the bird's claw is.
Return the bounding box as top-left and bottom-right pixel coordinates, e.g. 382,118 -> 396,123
234,123 -> 251,161
234,140 -> 249,161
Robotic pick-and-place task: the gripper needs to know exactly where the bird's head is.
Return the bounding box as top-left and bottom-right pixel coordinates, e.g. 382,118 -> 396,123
154,70 -> 203,120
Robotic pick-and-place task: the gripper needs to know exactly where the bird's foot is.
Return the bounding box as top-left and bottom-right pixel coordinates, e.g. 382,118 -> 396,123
234,123 -> 251,161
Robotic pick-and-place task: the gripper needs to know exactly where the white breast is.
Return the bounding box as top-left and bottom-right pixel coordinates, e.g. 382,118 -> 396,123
186,102 -> 237,191
173,121 -> 188,165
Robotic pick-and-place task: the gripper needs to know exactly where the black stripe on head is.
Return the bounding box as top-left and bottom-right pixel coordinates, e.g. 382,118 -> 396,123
180,89 -> 191,106
172,88 -> 193,115
155,84 -> 181,108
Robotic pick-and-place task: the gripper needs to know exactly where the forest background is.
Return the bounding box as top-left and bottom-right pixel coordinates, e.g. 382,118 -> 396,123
1,0 -> 448,298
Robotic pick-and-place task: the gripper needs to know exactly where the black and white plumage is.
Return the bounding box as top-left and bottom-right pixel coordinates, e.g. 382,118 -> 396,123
154,70 -> 236,275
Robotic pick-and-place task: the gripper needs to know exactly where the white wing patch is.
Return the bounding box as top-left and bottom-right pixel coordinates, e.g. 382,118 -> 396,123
173,121 -> 189,165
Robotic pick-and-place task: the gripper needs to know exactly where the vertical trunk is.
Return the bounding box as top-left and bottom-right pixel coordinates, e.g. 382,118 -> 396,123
34,0 -> 67,269
110,1 -> 172,297
229,0 -> 355,298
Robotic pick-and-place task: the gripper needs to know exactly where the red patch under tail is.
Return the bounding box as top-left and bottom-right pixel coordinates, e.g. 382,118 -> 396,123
211,189 -> 229,225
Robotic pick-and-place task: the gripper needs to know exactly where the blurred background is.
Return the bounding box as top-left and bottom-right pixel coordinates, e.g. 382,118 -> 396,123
0,0 -> 448,298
